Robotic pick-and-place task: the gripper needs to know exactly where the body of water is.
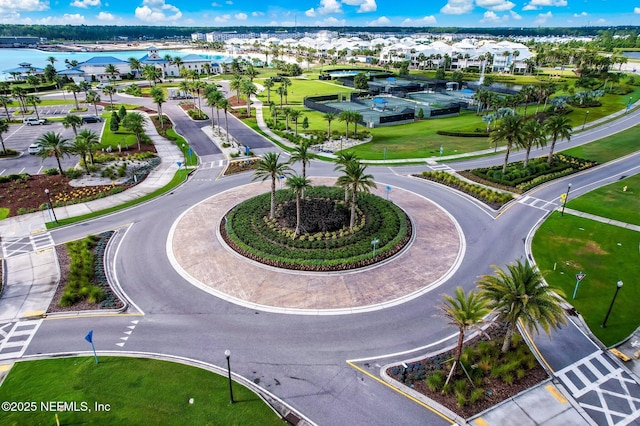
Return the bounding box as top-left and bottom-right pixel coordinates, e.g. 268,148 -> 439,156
0,48 -> 228,80
622,51 -> 640,60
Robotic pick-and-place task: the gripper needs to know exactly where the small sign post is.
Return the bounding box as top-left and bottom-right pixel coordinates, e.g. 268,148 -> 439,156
573,272 -> 586,299
85,330 -> 98,364
385,185 -> 391,201
371,238 -> 380,257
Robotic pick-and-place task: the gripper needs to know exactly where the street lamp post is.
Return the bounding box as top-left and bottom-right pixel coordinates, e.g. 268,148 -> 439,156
224,349 -> 235,404
601,281 -> 623,328
560,183 -> 571,216
582,110 -> 589,130
44,189 -> 58,223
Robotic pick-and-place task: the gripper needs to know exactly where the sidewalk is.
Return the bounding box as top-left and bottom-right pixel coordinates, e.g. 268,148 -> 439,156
0,113 -> 183,322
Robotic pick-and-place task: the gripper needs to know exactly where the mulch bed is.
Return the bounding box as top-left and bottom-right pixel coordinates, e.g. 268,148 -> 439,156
386,324 -> 549,419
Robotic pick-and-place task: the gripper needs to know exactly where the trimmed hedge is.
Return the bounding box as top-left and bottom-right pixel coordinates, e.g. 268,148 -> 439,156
222,186 -> 412,271
415,171 -> 513,209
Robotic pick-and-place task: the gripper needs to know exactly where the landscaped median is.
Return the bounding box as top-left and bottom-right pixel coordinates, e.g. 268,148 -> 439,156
0,356 -> 284,425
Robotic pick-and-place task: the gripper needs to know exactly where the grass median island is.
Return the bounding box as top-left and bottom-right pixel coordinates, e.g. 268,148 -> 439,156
532,212 -> 639,346
0,357 -> 283,425
222,185 -> 411,271
561,122 -> 640,164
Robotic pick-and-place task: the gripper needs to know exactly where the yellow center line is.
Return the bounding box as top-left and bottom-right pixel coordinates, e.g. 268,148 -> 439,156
518,321 -> 554,374
346,361 -> 455,424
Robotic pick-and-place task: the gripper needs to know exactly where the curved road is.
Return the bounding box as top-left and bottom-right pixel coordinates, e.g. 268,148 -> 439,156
22,91 -> 640,425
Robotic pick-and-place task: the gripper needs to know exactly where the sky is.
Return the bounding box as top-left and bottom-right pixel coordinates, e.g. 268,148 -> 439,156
0,0 -> 637,28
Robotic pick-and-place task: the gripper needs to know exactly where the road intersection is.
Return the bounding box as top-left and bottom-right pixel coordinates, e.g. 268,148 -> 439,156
0,89 -> 639,425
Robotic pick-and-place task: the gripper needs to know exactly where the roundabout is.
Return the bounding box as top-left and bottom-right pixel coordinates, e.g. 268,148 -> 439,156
169,177 -> 464,314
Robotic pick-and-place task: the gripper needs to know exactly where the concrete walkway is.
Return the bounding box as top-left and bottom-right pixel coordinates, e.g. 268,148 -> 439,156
562,207 -> 640,232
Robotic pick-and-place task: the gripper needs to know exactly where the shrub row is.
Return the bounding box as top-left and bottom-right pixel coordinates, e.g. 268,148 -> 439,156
436,130 -> 490,137
415,171 -> 514,209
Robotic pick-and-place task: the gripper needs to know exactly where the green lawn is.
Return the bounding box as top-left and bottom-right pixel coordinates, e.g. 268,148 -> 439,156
561,123 -> 640,163
566,174 -> 640,226
0,357 -> 283,426
532,212 -> 639,346
255,76 -> 355,106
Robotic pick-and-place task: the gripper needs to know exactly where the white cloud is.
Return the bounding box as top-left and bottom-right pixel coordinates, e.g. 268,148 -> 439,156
211,2 -> 220,6
573,11 -> 587,17
534,10 -> 552,25
214,13 -> 230,23
440,0 -> 473,15
71,0 -> 101,8
251,11 -> 264,16
314,16 -> 346,25
342,0 -> 377,13
480,10 -> 506,23
366,16 -> 390,26
97,11 -> 115,20
135,0 -> 182,22
305,8 -> 316,17
234,12 -> 246,20
317,0 -> 342,14
523,0 -> 567,10
39,13 -> 86,24
596,18 -> 605,24
635,7 -> 640,14
0,0 -> 49,12
225,0 -> 232,4
509,10 -> 521,19
476,0 -> 515,12
402,15 -> 437,26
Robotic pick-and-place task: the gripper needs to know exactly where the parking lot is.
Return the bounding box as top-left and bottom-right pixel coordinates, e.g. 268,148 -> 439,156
0,119 -> 105,176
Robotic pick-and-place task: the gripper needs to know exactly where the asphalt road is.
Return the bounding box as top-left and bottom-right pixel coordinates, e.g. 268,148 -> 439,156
20,89 -> 640,425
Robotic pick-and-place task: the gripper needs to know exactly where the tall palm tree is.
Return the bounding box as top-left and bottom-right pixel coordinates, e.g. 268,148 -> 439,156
490,114 -> 524,174
338,110 -> 353,139
34,131 -> 72,176
141,65 -> 161,86
11,86 -> 28,115
104,64 -> 120,83
121,112 -> 147,151
102,85 -> 116,110
544,115 -> 572,165
85,90 -> 101,116
263,77 -> 274,103
289,109 -> 302,135
0,119 -> 9,154
62,114 -> 83,136
229,74 -> 243,103
289,140 -> 312,197
64,83 -> 81,111
150,86 -> 166,128
25,95 -> 41,119
275,85 -> 286,107
351,111 -> 363,137
252,152 -> 293,219
128,57 -> 142,79
0,95 -> 12,119
77,128 -> 99,164
323,112 -> 336,141
72,135 -> 92,175
281,78 -> 292,104
46,56 -> 57,67
477,259 -> 567,353
440,287 -> 490,385
218,97 -> 231,145
336,160 -> 376,229
240,78 -> 257,117
204,85 -> 223,130
521,119 -> 547,168
285,174 -> 312,236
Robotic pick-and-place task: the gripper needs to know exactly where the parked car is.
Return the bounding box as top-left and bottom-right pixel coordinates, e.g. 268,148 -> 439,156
96,82 -> 110,89
81,115 -> 102,123
24,117 -> 47,125
28,143 -> 42,154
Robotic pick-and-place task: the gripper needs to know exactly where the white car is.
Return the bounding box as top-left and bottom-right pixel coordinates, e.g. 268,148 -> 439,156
96,82 -> 110,89
24,117 -> 47,125
28,143 -> 42,155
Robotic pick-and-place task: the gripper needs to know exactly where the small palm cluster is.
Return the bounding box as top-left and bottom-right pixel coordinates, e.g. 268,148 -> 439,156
253,145 -> 376,237
440,259 -> 567,385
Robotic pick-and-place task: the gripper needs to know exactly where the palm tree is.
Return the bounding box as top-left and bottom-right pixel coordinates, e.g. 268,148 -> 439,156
544,115 -> 572,165
275,85 -> 286,107
11,86 -> 28,115
440,287 -> 490,385
282,107 -> 292,131
77,128 -> 99,164
64,83 -> 81,111
204,85 -> 223,130
281,78 -> 292,104
104,64 -> 119,83
263,77 -> 274,103
62,114 -> 83,136
229,74 -> 243,103
323,112 -> 336,141
240,78 -> 257,117
46,56 -> 57,67
85,90 -> 101,116
289,140 -> 312,197
218,97 -> 231,145
0,119 -> 9,154
72,135 -> 92,175
102,85 -> 116,110
285,174 -> 312,236
0,95 -> 12,119
128,57 -> 142,79
477,259 -> 567,353
142,65 -> 162,86
521,119 -> 547,168
490,114 -> 524,174
289,109 -> 302,136
336,160 -> 376,229
121,112 -> 147,151
34,131 -> 72,176
252,152 -> 293,219
351,111 -> 363,137
25,95 -> 41,119
150,86 -> 166,128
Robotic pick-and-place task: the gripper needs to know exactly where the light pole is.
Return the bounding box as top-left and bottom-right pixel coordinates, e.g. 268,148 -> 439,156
582,110 -> 589,130
601,281 -> 623,328
44,188 -> 58,223
560,183 -> 571,216
224,349 -> 235,404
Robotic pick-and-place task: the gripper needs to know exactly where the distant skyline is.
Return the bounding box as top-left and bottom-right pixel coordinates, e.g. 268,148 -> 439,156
0,1 -> 638,28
